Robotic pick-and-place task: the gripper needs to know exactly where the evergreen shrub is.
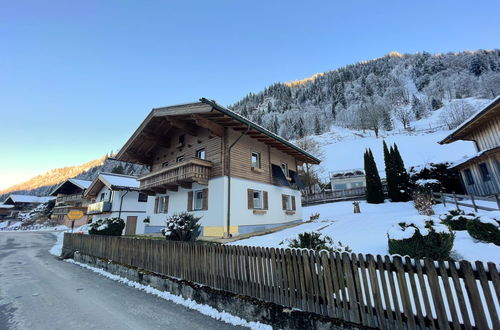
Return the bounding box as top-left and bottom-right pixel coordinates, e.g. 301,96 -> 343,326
466,215 -> 500,245
439,209 -> 478,231
161,212 -> 201,242
89,218 -> 125,236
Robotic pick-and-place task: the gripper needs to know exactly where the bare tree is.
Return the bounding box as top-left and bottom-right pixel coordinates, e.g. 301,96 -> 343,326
295,137 -> 324,195
394,105 -> 414,130
439,100 -> 476,129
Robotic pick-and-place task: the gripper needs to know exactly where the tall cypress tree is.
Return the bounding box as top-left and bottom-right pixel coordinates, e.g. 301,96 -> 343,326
391,144 -> 411,202
364,149 -> 384,204
383,140 -> 397,201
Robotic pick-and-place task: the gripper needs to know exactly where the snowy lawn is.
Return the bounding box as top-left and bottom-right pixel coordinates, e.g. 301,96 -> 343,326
230,200 -> 500,264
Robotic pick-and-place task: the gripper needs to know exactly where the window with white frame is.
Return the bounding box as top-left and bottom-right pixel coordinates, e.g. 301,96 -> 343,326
251,152 -> 261,168
193,190 -> 204,210
281,162 -> 289,177
253,190 -> 263,209
285,195 -> 292,211
196,148 -> 206,160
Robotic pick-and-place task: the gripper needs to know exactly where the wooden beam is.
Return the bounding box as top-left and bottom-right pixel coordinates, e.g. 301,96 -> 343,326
167,117 -> 198,136
165,184 -> 179,192
141,133 -> 171,148
191,114 -> 224,137
178,182 -> 192,189
151,187 -> 167,194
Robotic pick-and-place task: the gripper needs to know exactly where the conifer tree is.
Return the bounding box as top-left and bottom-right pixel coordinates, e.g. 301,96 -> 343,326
383,141 -> 398,201
364,149 -> 384,204
391,144 -> 411,202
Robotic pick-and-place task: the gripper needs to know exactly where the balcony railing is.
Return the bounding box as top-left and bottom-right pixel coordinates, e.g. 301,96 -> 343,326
87,201 -> 112,215
56,194 -> 89,206
139,158 -> 213,190
52,206 -> 88,216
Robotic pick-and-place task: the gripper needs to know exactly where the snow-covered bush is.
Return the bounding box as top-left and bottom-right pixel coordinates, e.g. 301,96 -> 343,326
412,190 -> 435,216
387,217 -> 455,259
160,212 -> 201,242
440,209 -> 478,230
281,232 -> 351,253
89,218 -> 125,236
409,162 -> 463,194
466,214 -> 500,245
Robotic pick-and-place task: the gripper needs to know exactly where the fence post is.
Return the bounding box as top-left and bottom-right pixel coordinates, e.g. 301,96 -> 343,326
469,195 -> 478,212
495,194 -> 500,211
453,192 -> 460,210
441,191 -> 446,207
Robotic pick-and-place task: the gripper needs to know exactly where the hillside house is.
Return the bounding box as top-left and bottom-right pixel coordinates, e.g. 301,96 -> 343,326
115,98 -> 320,237
50,178 -> 92,227
0,204 -> 14,221
330,169 -> 366,191
84,173 -> 151,235
2,194 -> 55,219
439,96 -> 500,196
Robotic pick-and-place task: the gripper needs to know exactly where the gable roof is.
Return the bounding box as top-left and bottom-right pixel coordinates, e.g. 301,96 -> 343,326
3,194 -> 55,205
115,98 -> 320,165
50,178 -> 92,196
84,173 -> 140,198
439,96 -> 500,144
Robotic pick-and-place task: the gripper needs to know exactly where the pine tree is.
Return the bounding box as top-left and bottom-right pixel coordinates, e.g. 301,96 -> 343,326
364,149 -> 384,204
383,141 -> 397,201
391,144 -> 411,201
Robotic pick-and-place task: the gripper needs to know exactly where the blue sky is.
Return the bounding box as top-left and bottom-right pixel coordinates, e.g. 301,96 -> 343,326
0,0 -> 499,190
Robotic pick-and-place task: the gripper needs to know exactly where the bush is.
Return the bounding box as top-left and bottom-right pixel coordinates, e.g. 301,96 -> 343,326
280,232 -> 351,253
412,191 -> 435,216
387,217 -> 455,259
439,209 -> 478,231
89,218 -> 125,236
466,215 -> 500,245
161,212 -> 201,242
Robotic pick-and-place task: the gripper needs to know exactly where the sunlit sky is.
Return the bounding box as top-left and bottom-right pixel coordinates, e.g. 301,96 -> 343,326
0,0 -> 499,190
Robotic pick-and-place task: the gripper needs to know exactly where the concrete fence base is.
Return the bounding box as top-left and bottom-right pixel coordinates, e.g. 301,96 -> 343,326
72,252 -> 368,330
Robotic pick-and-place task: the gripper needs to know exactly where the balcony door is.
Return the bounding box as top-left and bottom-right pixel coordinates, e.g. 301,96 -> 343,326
125,216 -> 137,235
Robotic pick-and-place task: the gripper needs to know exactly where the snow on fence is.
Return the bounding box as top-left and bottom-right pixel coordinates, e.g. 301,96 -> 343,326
433,192 -> 500,212
62,234 -> 500,329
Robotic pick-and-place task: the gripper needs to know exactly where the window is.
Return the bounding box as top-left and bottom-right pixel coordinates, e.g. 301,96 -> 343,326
282,194 -> 296,211
334,184 -> 347,190
253,190 -> 263,209
178,134 -> 185,145
138,193 -> 148,203
161,161 -> 169,168
478,163 -> 491,181
464,168 -> 474,185
285,195 -> 292,211
281,163 -> 289,177
176,155 -> 185,163
196,149 -> 206,160
194,190 -> 204,210
251,152 -> 261,168
154,196 -> 169,214
100,193 -> 105,201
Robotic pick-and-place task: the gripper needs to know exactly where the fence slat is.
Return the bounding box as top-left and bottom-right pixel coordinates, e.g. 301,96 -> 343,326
376,255 -> 395,330
358,254 -> 376,327
368,255 -> 387,330
403,257 -> 426,330
393,257 -> 416,330
461,260 -> 489,329
476,261 -> 499,329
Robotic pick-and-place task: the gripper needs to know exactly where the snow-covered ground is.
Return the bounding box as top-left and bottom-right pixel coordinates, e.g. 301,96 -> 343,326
230,200 -> 500,264
0,223 -> 69,232
311,98 -> 492,178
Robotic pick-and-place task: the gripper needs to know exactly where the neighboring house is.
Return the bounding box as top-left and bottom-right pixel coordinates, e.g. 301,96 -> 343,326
2,194 -> 55,219
84,173 -> 151,235
0,204 -> 14,221
330,169 -> 366,191
439,96 -> 500,196
115,98 -> 320,237
50,178 -> 92,227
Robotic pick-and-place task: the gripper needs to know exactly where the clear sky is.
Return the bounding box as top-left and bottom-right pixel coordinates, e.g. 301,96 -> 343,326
0,0 -> 499,190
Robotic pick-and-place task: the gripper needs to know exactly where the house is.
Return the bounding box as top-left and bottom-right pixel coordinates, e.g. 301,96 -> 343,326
0,204 -> 14,221
2,194 -> 55,219
50,178 -> 92,227
439,96 -> 500,196
330,169 -> 366,191
115,98 -> 320,237
84,172 -> 151,235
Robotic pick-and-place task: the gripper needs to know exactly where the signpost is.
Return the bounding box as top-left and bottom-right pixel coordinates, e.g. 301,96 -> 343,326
67,210 -> 84,233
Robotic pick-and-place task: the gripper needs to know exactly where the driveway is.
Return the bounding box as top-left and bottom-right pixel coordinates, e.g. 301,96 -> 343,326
0,232 -> 243,330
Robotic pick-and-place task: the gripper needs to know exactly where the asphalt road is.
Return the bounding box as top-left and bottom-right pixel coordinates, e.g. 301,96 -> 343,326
0,232 -> 243,330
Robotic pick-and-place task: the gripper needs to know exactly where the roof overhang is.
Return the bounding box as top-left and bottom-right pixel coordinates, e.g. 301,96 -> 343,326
115,98 -> 321,165
439,96 -> 500,144
84,174 -> 140,198
50,179 -> 87,196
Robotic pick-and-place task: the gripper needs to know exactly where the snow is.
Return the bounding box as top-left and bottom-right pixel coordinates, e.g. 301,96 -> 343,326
65,259 -> 271,330
49,231 -> 66,256
100,173 -> 140,189
230,200 -> 500,264
4,194 -> 55,204
0,203 -> 14,209
415,179 -> 440,186
68,178 -> 92,189
477,216 -> 499,226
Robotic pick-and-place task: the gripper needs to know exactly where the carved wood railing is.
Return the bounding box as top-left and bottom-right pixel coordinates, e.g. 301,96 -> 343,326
139,158 -> 213,189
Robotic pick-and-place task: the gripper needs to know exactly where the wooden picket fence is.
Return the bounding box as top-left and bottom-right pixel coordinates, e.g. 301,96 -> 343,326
63,234 -> 500,329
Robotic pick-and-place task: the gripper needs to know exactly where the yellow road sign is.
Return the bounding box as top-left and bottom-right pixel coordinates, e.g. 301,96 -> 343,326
67,210 -> 84,220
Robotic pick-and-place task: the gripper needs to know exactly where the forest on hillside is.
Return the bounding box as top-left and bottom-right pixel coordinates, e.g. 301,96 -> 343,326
230,50 -> 500,139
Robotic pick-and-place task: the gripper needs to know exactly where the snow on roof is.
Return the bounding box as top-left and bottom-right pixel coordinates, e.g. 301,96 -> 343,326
450,146 -> 500,168
439,95 -> 500,144
68,178 -> 92,189
0,204 -> 14,209
5,195 -> 55,204
99,173 -> 140,190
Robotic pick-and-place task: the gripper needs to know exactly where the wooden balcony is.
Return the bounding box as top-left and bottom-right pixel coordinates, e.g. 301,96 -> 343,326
139,158 -> 213,192
87,201 -> 112,215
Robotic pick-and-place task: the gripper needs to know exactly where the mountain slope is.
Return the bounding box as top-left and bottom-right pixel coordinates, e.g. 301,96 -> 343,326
0,156 -> 147,201
230,50 -> 500,140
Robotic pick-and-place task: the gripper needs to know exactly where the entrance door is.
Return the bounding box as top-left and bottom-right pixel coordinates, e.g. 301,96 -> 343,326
125,216 -> 138,235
